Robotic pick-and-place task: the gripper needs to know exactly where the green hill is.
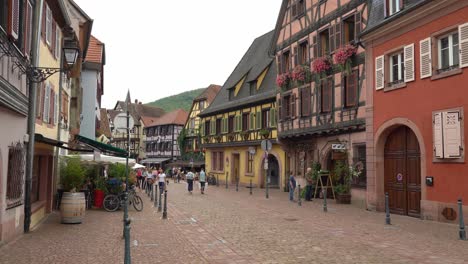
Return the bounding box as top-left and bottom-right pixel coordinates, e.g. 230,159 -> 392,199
146,88 -> 205,112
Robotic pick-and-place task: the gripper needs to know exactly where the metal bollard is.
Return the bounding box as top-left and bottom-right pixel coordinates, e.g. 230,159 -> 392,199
147,183 -> 151,197
217,175 -> 219,187
225,174 -> 228,189
158,187 -> 162,212
150,184 -> 154,201
236,178 -> 239,192
385,192 -> 391,225
250,179 -> 252,195
154,184 -> 158,208
162,190 -> 168,219
323,188 -> 327,212
266,178 -> 269,199
459,199 -> 466,240
298,184 -> 302,206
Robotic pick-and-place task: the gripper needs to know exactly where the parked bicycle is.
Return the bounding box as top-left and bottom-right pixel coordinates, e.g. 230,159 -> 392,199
207,172 -> 217,186
103,185 -> 143,212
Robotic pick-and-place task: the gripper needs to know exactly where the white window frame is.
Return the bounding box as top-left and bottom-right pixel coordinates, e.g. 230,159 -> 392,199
437,32 -> 459,70
389,52 -> 403,83
389,0 -> 401,16
45,4 -> 52,45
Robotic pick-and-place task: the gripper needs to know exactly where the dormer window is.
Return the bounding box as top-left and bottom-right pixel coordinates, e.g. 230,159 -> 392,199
386,0 -> 402,17
249,81 -> 257,95
199,100 -> 205,110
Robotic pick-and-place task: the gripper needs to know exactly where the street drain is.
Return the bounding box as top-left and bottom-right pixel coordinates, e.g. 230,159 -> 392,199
284,218 -> 299,222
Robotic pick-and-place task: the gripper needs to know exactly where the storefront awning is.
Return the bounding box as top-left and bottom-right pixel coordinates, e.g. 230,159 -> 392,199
75,134 -> 127,157
141,158 -> 170,164
35,134 -> 93,152
167,160 -> 205,168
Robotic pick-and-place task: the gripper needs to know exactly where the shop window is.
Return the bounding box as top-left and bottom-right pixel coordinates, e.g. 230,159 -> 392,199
352,144 -> 367,188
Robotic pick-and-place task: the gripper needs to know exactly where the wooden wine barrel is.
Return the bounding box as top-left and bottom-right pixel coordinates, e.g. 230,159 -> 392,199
60,192 -> 86,224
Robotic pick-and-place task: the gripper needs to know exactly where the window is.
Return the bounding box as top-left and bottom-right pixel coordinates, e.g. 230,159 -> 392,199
320,78 -> 333,113
433,109 -> 464,161
389,51 -> 404,84
282,94 -> 296,119
242,113 -> 249,131
6,143 -> 25,209
344,16 -> 355,44
228,89 -> 234,100
293,0 -> 305,18
262,110 -> 270,129
189,118 -> 195,129
204,121 -> 210,136
319,29 -> 330,56
45,4 -> 52,45
438,32 -> 459,72
247,152 -> 254,174
216,118 -> 222,135
344,70 -> 358,108
352,144 -> 367,188
298,41 -> 308,65
282,51 -> 291,73
228,116 -> 234,133
199,100 -> 205,110
211,151 -> 224,171
388,0 -> 402,16
249,81 -> 257,95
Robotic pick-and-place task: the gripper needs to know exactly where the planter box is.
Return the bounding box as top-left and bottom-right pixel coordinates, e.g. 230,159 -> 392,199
336,193 -> 351,204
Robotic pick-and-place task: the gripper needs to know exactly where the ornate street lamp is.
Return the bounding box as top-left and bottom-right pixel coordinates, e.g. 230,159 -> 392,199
26,39 -> 80,83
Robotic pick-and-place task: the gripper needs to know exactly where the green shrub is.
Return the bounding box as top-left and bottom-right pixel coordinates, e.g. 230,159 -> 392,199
60,157 -> 85,192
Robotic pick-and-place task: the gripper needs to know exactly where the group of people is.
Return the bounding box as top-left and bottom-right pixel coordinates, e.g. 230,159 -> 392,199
135,167 -> 208,195
288,167 -> 315,202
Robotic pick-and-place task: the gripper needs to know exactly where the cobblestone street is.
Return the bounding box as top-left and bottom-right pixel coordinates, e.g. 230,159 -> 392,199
1,182 -> 467,264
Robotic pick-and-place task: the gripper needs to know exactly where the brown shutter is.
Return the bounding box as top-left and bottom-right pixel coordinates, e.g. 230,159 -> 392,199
52,20 -> 56,56
335,23 -> 342,50
277,55 -> 283,74
293,46 -> 298,67
7,0 -> 20,40
312,35 -> 317,59
41,1 -> 46,39
346,71 -> 358,107
329,26 -> 335,53
291,1 -> 297,17
291,93 -> 296,118
355,12 -> 362,40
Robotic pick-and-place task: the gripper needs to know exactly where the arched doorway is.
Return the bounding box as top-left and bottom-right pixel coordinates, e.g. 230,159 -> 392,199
384,126 -> 421,217
267,154 -> 280,188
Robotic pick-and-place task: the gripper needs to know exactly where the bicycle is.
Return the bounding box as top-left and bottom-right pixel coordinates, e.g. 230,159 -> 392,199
103,185 -> 143,212
207,172 -> 217,186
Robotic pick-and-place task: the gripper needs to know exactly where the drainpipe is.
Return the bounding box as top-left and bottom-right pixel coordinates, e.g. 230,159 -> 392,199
24,0 -> 43,233
54,37 -> 64,203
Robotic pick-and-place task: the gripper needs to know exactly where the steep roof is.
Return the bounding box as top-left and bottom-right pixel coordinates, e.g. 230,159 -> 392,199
194,84 -> 221,103
362,0 -> 431,36
114,101 -> 165,120
98,109 -> 111,138
85,35 -> 105,65
145,109 -> 188,127
199,31 -> 277,117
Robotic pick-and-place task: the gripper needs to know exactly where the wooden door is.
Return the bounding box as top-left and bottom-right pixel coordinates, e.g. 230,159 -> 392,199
233,154 -> 240,184
384,126 -> 421,217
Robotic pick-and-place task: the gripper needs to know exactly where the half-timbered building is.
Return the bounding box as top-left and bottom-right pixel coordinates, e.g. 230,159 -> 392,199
362,0 -> 468,222
272,0 -> 368,202
199,31 -> 286,189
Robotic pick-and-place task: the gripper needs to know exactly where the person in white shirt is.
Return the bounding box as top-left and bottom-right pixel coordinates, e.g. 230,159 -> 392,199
158,168 -> 166,191
186,170 -> 194,194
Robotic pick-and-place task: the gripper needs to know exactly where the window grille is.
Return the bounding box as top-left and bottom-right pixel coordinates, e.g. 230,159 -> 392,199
6,142 -> 26,209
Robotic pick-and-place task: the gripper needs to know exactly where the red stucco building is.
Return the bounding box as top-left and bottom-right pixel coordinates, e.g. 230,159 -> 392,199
362,0 -> 468,222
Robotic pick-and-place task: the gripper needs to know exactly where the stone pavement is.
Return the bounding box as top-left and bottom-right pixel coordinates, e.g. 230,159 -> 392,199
1,181 -> 467,264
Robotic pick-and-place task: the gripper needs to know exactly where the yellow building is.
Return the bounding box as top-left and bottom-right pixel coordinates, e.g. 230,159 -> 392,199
199,31 -> 286,189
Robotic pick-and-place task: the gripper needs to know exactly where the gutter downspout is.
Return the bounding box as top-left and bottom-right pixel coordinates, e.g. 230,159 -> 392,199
24,0 -> 44,233
54,37 -> 64,203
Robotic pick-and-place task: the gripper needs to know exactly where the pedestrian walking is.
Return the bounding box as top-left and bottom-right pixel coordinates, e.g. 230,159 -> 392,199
289,172 -> 296,202
199,169 -> 206,194
136,168 -> 143,189
305,167 -> 314,201
158,168 -> 166,191
186,170 -> 194,194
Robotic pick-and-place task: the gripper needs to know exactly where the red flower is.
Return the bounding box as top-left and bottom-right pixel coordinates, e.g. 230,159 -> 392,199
276,73 -> 290,88
312,57 -> 331,74
291,65 -> 311,82
333,45 -> 357,65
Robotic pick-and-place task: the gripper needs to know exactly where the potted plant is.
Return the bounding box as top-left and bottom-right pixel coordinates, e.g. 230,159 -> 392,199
333,44 -> 357,75
291,65 -> 312,86
333,160 -> 352,204
59,157 -> 86,224
312,56 -> 332,79
259,128 -> 270,139
276,73 -> 291,91
93,176 -> 107,208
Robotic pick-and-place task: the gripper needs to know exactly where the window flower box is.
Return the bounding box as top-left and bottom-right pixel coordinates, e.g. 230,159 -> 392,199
333,45 -> 357,75
291,65 -> 312,86
312,56 -> 332,78
276,73 -> 291,91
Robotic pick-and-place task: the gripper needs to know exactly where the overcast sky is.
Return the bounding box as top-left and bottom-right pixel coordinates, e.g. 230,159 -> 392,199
73,0 -> 283,109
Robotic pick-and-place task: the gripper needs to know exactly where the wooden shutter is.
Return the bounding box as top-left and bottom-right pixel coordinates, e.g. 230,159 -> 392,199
221,118 -> 225,134
200,121 -> 205,136
291,1 -> 297,17
249,112 -> 255,130
404,43 -> 415,82
419,38 -> 432,79
41,1 -> 46,39
291,93 -> 296,118
277,56 -> 283,74
346,71 -> 358,107
293,46 -> 298,67
50,89 -> 55,124
384,0 -> 389,17
443,111 -> 462,158
312,35 -> 317,59
24,1 -> 33,56
335,23 -> 342,50
211,120 -> 216,135
375,55 -> 384,90
433,112 -> 444,158
52,21 -> 57,56
43,84 -> 50,122
355,12 -> 362,40
329,26 -> 335,52
459,23 -> 468,68
7,0 -> 20,40
278,98 -> 283,121
256,111 -> 261,129
271,108 -> 277,127
36,84 -> 43,118
327,77 -> 333,112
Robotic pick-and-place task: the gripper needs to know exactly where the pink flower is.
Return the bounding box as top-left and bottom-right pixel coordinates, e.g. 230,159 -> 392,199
312,57 -> 331,74
333,45 -> 357,65
291,65 -> 311,82
276,73 -> 290,88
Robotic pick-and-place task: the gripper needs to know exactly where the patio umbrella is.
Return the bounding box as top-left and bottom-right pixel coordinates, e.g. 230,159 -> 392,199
132,163 -> 145,169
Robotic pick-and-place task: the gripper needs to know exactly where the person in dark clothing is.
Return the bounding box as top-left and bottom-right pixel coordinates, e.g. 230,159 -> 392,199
289,172 -> 296,201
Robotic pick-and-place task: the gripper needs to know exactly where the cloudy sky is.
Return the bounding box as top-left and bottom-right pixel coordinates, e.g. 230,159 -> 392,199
74,0 -> 283,109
